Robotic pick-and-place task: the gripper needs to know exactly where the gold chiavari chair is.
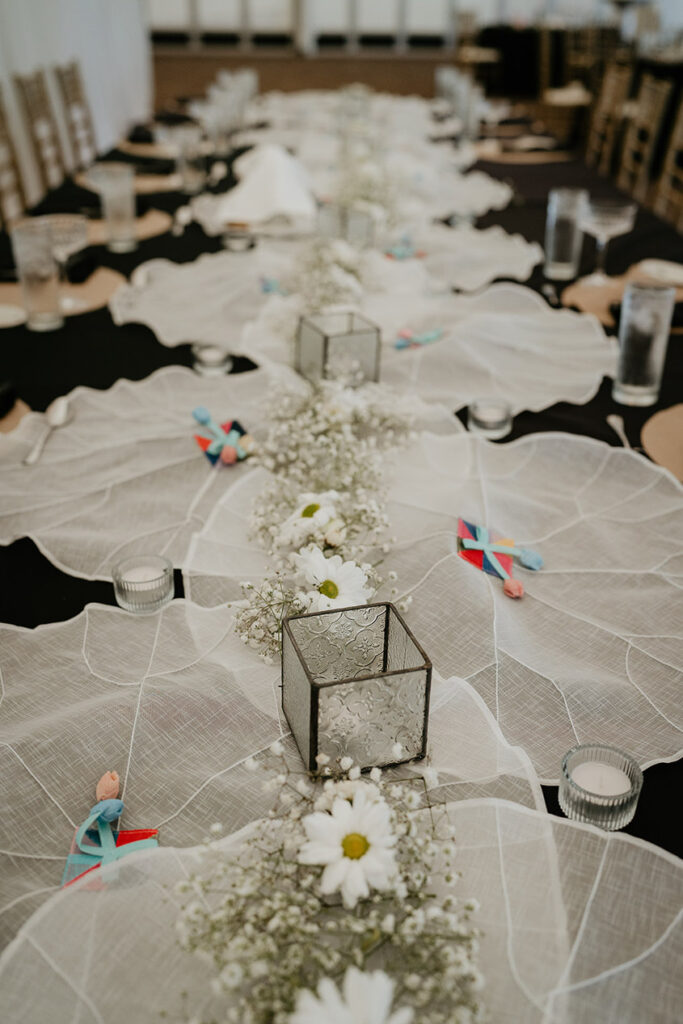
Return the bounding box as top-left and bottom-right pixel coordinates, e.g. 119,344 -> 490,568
652,100 -> 683,231
14,68 -> 65,193
616,74 -> 673,203
585,63 -> 632,176
55,60 -> 97,170
0,84 -> 25,229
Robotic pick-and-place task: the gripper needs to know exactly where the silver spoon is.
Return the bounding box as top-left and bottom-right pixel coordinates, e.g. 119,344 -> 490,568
23,396 -> 73,465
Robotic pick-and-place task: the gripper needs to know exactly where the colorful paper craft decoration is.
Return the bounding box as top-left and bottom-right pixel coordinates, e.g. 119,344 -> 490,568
457,518 -> 543,599
395,327 -> 444,350
384,236 -> 426,261
61,799 -> 158,889
192,406 -> 255,466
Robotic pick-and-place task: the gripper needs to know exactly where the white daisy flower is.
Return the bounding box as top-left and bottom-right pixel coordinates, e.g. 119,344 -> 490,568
289,966 -> 413,1024
278,491 -> 341,547
298,786 -> 397,908
294,546 -> 372,612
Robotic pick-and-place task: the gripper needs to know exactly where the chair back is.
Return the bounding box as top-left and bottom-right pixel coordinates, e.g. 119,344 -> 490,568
55,60 -> 97,169
653,100 -> 683,230
585,63 -> 632,175
0,83 -> 25,228
14,69 -> 65,192
616,74 -> 673,202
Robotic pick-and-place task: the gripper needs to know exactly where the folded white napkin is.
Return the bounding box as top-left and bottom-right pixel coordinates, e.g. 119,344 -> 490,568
212,144 -> 317,227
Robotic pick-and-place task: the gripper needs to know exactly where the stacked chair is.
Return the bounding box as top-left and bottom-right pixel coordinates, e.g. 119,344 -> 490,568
616,73 -> 673,203
0,84 -> 25,229
14,68 -> 67,192
55,60 -> 97,170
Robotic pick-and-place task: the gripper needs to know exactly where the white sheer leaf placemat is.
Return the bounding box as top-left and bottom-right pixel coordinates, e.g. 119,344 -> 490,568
375,222 -> 543,292
1,799 -> 680,1022
0,601 -> 541,947
363,283 -> 614,415
380,432 -> 683,780
109,247 -> 296,348
0,365 -> 288,580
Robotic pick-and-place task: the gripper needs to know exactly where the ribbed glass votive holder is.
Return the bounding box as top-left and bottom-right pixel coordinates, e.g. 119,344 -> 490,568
559,744 -> 643,831
112,555 -> 174,614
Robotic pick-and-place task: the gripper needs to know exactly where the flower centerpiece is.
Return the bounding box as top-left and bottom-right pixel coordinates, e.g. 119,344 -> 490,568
176,752 -> 485,1024
233,377 -> 416,662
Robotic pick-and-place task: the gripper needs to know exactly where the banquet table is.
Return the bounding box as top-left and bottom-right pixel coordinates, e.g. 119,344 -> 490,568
1,143 -> 682,862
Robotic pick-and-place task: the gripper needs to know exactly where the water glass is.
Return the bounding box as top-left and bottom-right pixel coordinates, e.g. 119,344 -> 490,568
559,744 -> 643,831
544,188 -> 587,281
112,555 -> 174,614
11,220 -> 64,332
613,283 -> 676,406
467,397 -> 513,440
89,163 -> 137,253
175,126 -> 206,195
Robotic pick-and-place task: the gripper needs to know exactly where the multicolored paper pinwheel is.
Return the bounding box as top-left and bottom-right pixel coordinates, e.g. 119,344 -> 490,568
192,407 -> 254,466
395,327 -> 444,350
62,798 -> 158,888
457,518 -> 543,598
384,235 -> 426,260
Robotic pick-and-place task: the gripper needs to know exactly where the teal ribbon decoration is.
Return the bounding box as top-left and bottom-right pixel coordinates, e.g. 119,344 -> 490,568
70,800 -> 157,874
475,526 -> 511,582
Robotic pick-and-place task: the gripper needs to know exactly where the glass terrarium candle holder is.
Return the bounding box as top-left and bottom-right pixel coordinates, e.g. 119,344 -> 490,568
317,202 -> 376,249
296,311 -> 380,387
112,555 -> 175,615
559,744 -> 643,831
282,602 -> 432,772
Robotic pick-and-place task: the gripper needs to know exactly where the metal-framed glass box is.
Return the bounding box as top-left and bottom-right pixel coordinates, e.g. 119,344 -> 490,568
282,602 -> 432,771
296,310 -> 381,386
317,201 -> 376,249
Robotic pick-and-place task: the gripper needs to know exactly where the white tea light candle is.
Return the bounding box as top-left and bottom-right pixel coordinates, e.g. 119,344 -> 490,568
559,744 -> 643,831
467,397 -> 513,440
570,761 -> 631,796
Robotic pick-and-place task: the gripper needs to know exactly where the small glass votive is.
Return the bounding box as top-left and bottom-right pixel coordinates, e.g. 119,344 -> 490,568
222,226 -> 255,252
112,555 -> 174,614
191,343 -> 233,377
559,744 -> 643,831
613,282 -> 676,407
467,397 -> 513,440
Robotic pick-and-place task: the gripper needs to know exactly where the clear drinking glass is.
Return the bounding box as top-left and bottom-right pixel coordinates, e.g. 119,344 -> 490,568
11,220 -> 64,332
88,163 -> 137,253
578,196 -> 637,285
467,397 -> 513,439
613,282 -> 676,406
544,188 -> 588,280
559,744 -> 643,831
37,214 -> 89,312
174,126 -> 206,195
112,555 -> 174,614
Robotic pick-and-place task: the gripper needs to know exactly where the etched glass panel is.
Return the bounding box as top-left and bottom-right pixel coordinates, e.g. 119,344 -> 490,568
288,606 -> 386,684
318,670 -> 428,767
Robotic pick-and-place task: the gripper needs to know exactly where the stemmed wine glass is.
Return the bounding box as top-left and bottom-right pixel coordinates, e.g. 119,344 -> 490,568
578,197 -> 637,286
38,214 -> 89,312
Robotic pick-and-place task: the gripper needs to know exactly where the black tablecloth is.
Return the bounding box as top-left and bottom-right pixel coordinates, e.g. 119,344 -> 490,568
1,153 -> 682,858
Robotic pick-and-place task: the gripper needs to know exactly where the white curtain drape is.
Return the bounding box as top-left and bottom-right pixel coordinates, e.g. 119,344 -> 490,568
0,0 -> 152,205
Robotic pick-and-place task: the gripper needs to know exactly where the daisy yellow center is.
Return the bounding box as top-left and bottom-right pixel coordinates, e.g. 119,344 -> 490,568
301,503 -> 320,518
318,579 -> 339,599
341,832 -> 370,859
